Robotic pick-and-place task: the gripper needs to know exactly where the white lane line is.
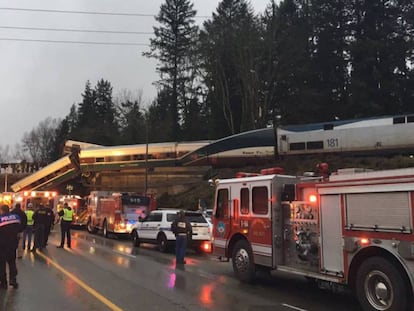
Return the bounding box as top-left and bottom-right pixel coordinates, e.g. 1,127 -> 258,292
282,303 -> 308,311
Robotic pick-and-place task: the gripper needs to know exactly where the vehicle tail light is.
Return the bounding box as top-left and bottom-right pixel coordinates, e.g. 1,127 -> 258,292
202,241 -> 212,253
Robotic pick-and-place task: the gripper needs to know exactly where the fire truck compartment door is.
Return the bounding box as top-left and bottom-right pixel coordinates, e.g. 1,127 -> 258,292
320,194 -> 343,274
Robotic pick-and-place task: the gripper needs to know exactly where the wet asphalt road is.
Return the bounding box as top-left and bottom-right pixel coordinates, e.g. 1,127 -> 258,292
0,227 -> 362,311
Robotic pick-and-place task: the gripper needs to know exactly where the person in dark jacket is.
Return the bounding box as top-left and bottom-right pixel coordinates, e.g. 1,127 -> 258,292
11,203 -> 27,259
0,204 -> 21,289
57,203 -> 73,248
171,210 -> 192,264
31,204 -> 49,252
44,203 -> 54,246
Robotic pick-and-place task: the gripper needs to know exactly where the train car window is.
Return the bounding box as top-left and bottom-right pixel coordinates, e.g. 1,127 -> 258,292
281,135 -> 287,141
132,154 -> 145,160
240,188 -> 249,215
96,157 -> 104,162
407,115 -> 414,123
307,141 -> 324,150
393,116 -> 405,124
252,186 -> 268,215
323,124 -> 334,130
289,142 -> 306,151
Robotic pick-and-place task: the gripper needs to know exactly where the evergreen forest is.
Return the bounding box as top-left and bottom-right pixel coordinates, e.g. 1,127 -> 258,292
18,0 -> 414,164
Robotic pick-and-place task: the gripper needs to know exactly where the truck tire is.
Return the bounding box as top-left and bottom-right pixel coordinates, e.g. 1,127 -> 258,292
232,240 -> 255,283
157,234 -> 168,253
131,230 -> 140,247
87,218 -> 97,234
356,256 -> 408,311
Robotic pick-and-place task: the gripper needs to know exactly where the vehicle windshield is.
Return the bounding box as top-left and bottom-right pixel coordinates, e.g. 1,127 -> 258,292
167,213 -> 178,222
185,213 -> 207,223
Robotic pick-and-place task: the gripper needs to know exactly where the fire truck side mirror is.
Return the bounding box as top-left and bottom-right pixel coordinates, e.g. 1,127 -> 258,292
282,184 -> 296,201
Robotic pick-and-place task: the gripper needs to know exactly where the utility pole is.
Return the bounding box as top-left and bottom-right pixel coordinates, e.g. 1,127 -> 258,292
274,114 -> 281,161
144,114 -> 149,195
4,172 -> 7,192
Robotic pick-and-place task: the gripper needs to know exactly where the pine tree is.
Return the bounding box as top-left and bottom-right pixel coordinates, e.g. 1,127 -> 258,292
118,98 -> 147,144
144,0 -> 199,141
200,0 -> 261,136
348,0 -> 414,117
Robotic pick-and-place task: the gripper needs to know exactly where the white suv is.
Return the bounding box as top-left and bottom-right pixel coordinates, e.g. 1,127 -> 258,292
130,209 -> 212,253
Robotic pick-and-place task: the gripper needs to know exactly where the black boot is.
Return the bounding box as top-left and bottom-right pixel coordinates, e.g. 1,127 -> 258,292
9,279 -> 18,289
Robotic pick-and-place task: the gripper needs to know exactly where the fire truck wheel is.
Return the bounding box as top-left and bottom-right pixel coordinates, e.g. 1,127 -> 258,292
356,257 -> 408,311
232,240 -> 255,283
131,230 -> 140,247
157,234 -> 168,253
87,219 -> 97,234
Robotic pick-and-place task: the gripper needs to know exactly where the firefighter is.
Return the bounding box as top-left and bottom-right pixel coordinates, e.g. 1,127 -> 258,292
171,210 -> 192,265
11,203 -> 27,259
0,204 -> 21,289
57,203 -> 73,248
31,204 -> 49,252
23,203 -> 34,251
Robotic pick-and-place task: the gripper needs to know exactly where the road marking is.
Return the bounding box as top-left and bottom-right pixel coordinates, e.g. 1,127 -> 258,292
36,251 -> 124,311
282,303 -> 308,311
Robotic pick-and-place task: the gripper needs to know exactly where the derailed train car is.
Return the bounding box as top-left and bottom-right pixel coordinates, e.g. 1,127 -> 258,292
183,114 -> 414,167
11,114 -> 414,192
278,114 -> 414,156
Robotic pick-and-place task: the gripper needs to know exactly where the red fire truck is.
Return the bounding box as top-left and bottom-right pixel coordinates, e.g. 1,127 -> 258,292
86,191 -> 156,238
212,166 -> 414,311
55,195 -> 87,227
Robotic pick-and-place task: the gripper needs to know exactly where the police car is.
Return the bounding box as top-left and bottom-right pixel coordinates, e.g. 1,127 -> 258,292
130,209 -> 212,253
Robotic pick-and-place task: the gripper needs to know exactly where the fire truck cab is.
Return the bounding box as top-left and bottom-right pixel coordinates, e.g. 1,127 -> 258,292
212,167 -> 414,311
86,191 -> 156,238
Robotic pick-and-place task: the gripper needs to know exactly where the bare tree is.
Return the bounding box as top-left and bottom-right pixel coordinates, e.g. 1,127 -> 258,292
21,117 -> 61,164
0,145 -> 11,163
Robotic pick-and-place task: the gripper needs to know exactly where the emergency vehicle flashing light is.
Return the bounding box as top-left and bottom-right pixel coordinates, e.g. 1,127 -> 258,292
23,191 -> 57,198
202,241 -> 212,253
309,194 -> 317,203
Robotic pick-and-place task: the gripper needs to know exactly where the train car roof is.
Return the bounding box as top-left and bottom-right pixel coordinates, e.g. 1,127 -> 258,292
280,114 -> 414,132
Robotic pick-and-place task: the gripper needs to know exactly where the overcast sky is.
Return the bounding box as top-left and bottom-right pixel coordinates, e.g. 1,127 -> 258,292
0,0 -> 271,148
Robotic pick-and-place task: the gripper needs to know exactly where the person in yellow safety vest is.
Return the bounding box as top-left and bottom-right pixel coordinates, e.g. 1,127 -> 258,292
56,203 -> 73,249
22,204 -> 34,251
